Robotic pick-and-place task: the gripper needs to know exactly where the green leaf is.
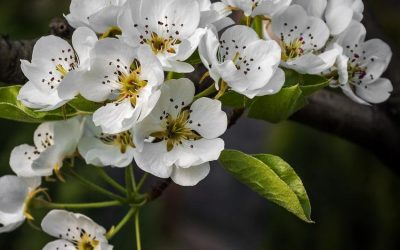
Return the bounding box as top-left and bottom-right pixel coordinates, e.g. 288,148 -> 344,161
219,150 -> 313,223
248,84 -> 307,123
220,91 -> 251,108
0,85 -> 67,123
247,70 -> 329,123
68,95 -> 102,113
0,85 -> 99,123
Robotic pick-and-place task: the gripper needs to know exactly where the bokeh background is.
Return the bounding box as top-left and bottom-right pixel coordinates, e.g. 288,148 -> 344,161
0,0 -> 399,249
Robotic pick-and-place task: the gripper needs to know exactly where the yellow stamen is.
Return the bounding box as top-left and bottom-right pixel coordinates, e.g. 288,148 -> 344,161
77,233 -> 99,250
100,26 -> 122,39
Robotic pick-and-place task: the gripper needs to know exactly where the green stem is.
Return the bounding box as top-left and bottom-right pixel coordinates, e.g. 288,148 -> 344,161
135,210 -> 142,250
166,72 -> 175,80
34,199 -> 122,209
136,173 -> 148,192
94,167 -> 127,195
194,84 -> 217,100
129,164 -> 137,191
106,208 -> 137,240
125,166 -> 134,198
68,170 -> 126,203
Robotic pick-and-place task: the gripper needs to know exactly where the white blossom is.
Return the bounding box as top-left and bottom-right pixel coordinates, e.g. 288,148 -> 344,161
65,0 -> 126,34
133,78 -> 227,186
196,0 -> 234,30
221,0 -> 292,17
265,4 -> 340,74
293,0 -> 364,35
118,0 -> 206,73
19,27 -> 98,111
41,210 -> 113,250
0,175 -> 41,233
79,38 -> 164,134
10,118 -> 83,178
78,117 -> 136,168
327,21 -> 393,105
200,25 -> 284,98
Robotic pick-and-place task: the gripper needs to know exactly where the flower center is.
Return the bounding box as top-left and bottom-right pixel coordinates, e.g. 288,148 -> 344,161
56,64 -> 69,76
151,110 -> 201,152
143,32 -> 180,54
280,39 -> 304,61
77,233 -> 99,250
98,131 -> 135,154
347,63 -> 367,89
117,61 -> 148,106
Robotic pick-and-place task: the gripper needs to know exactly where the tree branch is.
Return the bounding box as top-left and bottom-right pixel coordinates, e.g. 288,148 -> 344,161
291,90 -> 400,174
0,18 -> 72,84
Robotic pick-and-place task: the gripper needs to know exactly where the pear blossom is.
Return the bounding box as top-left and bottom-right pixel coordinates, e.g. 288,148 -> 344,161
65,0 -> 126,35
196,0 -> 234,30
18,27 -> 98,111
199,25 -> 284,99
118,0 -> 206,73
221,0 -> 292,17
326,21 -> 393,105
41,210 -> 113,250
78,117 -> 136,168
293,0 -> 364,35
265,4 -> 340,74
10,118 -> 83,178
133,78 -> 227,186
79,38 -> 164,134
0,175 -> 41,233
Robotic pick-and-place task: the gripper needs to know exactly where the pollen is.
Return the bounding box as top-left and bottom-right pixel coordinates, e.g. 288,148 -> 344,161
280,39 -> 304,61
151,110 -> 201,152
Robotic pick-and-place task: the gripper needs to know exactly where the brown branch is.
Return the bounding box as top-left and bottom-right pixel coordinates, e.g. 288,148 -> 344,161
291,90 -> 400,174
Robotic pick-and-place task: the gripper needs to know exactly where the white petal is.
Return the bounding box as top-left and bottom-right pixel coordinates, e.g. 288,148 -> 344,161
293,0 -> 326,18
0,175 -> 28,215
43,239 -> 76,250
71,27 -> 98,69
177,138 -> 225,167
325,5 -> 353,35
88,5 -> 122,33
188,98 -> 227,139
252,0 -> 292,17
93,100 -> 137,134
356,78 -> 393,104
0,219 -> 24,234
140,0 -> 201,39
171,163 -> 210,186
133,142 -> 174,178
10,145 -> 40,177
198,26 -> 221,83
41,210 -> 107,242
18,81 -> 66,111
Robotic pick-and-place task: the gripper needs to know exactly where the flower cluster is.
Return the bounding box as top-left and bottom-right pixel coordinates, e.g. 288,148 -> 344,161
0,0 -> 394,247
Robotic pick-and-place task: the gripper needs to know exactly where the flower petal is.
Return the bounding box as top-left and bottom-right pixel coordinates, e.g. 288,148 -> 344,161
171,162 -> 210,186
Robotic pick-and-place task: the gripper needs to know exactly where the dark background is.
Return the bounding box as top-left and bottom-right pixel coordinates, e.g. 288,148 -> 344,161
0,0 -> 399,249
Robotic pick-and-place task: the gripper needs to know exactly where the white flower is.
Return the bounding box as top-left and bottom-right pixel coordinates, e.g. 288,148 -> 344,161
327,21 -> 393,105
118,0 -> 206,73
199,25 -> 284,99
78,117 -> 136,168
10,118 -> 83,178
293,0 -> 364,35
0,175 -> 41,233
41,210 -> 113,250
79,38 -> 164,134
266,4 -> 340,74
221,0 -> 292,17
19,27 -> 98,111
196,0 -> 234,30
133,78 -> 227,186
65,0 -> 126,34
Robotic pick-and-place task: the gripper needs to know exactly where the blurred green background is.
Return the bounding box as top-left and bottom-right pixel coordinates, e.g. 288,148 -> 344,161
0,0 -> 399,249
